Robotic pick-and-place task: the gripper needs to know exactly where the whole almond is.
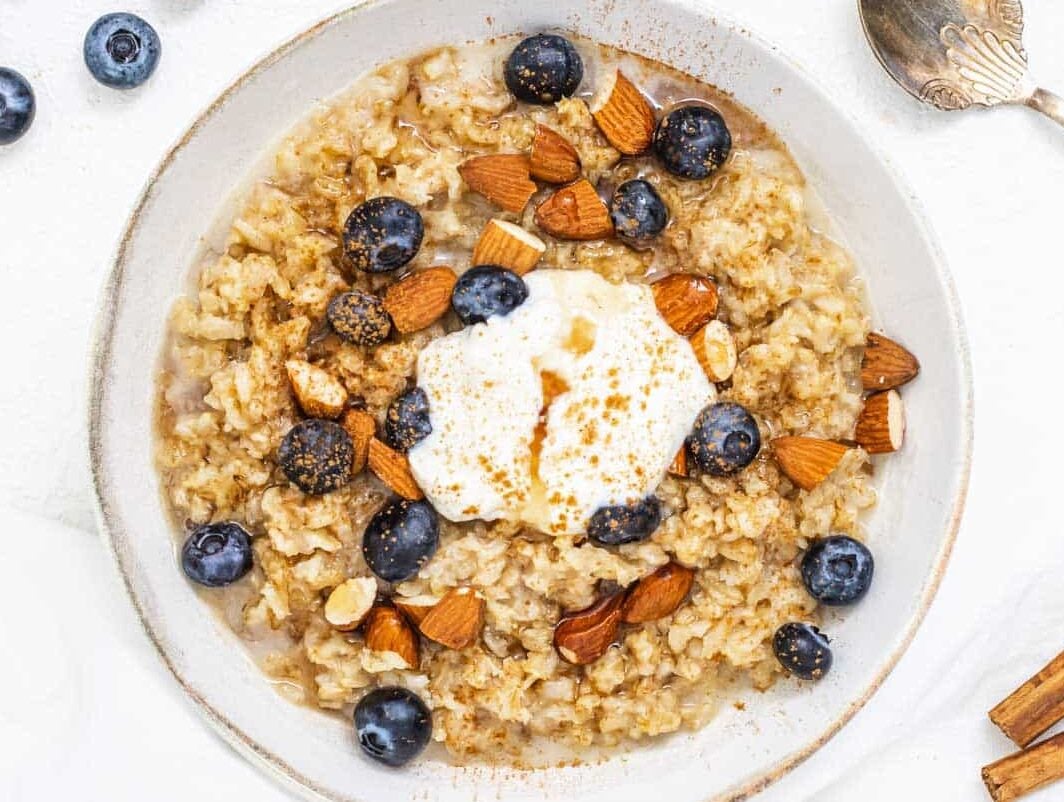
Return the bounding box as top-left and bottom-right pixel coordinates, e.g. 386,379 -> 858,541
418,586 -> 485,650
367,437 -> 423,500
651,274 -> 719,336
772,437 -> 851,491
472,219 -> 546,275
324,577 -> 377,631
382,266 -> 457,333
855,390 -> 905,454
861,333 -> 920,391
622,563 -> 695,624
590,70 -> 656,155
553,591 -> 624,665
363,605 -> 419,669
534,178 -> 613,241
341,408 -> 376,474
530,124 -> 582,183
458,154 -> 537,214
285,359 -> 348,419
689,320 -> 738,382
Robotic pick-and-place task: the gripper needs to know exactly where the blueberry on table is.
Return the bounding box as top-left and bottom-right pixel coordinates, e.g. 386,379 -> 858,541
343,197 -> 424,274
278,419 -> 354,495
354,687 -> 432,767
451,265 -> 528,325
801,535 -> 874,606
504,34 -> 584,104
328,290 -> 392,347
773,622 -> 833,681
588,497 -> 662,546
653,105 -> 732,180
0,68 -> 35,145
84,13 -> 161,89
362,499 -> 439,582
610,179 -> 669,246
181,522 -> 254,587
384,387 -> 432,452
688,401 -> 761,476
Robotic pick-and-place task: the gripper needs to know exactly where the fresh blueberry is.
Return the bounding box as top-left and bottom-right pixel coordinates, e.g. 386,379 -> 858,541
504,34 -> 583,104
343,197 -> 424,274
328,290 -> 392,347
362,499 -> 439,582
588,497 -> 662,546
278,419 -> 353,495
688,401 -> 761,476
610,179 -> 668,246
0,68 -> 35,145
801,535 -> 874,606
653,105 -> 732,180
384,388 -> 431,452
354,686 -> 432,767
451,265 -> 528,325
84,13 -> 161,89
773,622 -> 833,681
181,522 -> 254,587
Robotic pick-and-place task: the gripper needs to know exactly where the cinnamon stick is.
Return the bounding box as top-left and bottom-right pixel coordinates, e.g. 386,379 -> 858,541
982,732 -> 1064,801
990,650 -> 1064,747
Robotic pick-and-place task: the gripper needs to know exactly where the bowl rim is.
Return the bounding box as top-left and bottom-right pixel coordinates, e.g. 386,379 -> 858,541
87,1 -> 974,799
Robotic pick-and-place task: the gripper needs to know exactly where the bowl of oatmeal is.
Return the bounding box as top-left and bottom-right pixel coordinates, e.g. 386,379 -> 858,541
89,1 -> 972,800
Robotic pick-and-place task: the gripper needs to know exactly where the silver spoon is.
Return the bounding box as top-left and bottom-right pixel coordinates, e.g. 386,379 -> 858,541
859,0 -> 1064,127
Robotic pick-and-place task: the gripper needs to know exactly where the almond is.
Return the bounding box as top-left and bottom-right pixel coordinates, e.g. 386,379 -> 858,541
651,274 -> 719,336
668,446 -> 689,477
382,266 -> 457,334
363,605 -> 419,669
622,563 -> 695,624
340,408 -> 376,474
529,124 -> 582,183
772,437 -> 851,491
534,178 -> 613,240
458,154 -> 537,214
285,359 -> 348,419
589,70 -> 656,155
394,596 -> 439,626
323,577 -> 377,631
689,320 -> 738,382
855,390 -> 905,454
418,587 -> 485,650
472,219 -> 546,275
367,437 -> 423,500
861,333 -> 920,391
553,591 -> 624,665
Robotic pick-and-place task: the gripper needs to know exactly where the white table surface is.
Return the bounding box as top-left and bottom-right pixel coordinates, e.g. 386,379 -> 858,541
3,1 -> 1064,799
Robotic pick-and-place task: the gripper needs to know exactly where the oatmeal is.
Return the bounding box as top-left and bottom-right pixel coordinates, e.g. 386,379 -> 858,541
155,33 -> 886,766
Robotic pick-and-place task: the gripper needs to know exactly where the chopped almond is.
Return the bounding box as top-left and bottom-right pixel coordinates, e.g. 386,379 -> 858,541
458,154 -> 536,213
285,359 -> 348,419
367,438 -> 423,500
534,178 -> 613,240
472,219 -> 546,275
590,70 -> 656,155
530,124 -> 582,183
382,266 -> 457,333
855,390 -> 905,454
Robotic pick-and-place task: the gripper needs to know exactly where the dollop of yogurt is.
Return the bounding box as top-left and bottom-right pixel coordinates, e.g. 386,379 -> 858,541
409,269 -> 715,536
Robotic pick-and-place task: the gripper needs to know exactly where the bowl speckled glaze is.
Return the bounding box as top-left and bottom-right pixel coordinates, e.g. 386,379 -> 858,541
88,1 -> 973,800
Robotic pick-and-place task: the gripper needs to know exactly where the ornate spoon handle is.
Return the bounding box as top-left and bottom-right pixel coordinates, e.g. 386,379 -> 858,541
1025,87 -> 1064,128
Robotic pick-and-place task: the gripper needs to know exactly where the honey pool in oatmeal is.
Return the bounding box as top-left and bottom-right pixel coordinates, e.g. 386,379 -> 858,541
156,33 -> 900,767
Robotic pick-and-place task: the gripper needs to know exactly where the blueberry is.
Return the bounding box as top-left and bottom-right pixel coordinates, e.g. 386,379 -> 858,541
84,13 -> 161,89
384,388 -> 431,452
181,522 -> 253,587
801,535 -> 874,606
328,290 -> 392,347
278,419 -> 353,495
452,265 -> 528,325
653,105 -> 732,180
588,497 -> 662,546
773,622 -> 833,681
504,34 -> 583,104
610,180 -> 668,246
354,687 -> 432,767
688,402 -> 761,476
343,197 -> 424,274
362,499 -> 439,582
0,68 -> 35,145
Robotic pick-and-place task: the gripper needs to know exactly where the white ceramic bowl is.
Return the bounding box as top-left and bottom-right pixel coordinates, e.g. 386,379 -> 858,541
89,1 -> 973,800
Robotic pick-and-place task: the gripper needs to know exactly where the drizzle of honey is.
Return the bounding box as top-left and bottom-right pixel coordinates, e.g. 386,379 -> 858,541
527,370 -> 571,530
563,316 -> 597,355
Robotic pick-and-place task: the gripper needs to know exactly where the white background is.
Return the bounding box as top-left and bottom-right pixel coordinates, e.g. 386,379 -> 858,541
2,0 -> 1063,799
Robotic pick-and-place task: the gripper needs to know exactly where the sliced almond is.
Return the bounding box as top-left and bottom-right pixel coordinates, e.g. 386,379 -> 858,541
622,563 -> 695,624
382,266 -> 457,334
458,154 -> 537,214
861,332 -> 920,391
418,586 -> 485,650
394,596 -> 439,626
690,320 -> 738,382
472,219 -> 546,275
363,605 -> 419,669
590,70 -> 656,155
529,124 -> 582,183
651,274 -> 719,336
323,577 -> 377,631
553,591 -> 624,665
340,408 -> 376,474
534,178 -> 613,241
668,447 -> 689,477
367,437 -> 423,500
855,390 -> 905,454
772,437 -> 851,491
285,359 -> 348,419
